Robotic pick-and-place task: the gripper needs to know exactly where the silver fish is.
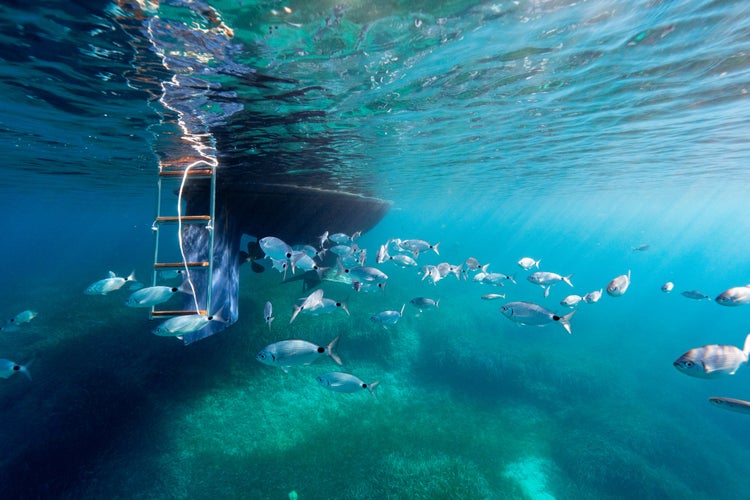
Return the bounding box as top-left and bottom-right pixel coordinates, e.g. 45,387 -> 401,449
152,313 -> 220,337
376,244 -> 389,264
606,270 -> 631,297
256,336 -> 342,373
582,289 -> 603,304
125,285 -> 184,308
560,295 -> 583,307
290,289 -> 325,324
481,293 -> 506,300
263,301 -> 274,329
298,297 -> 350,317
715,285 -> 750,306
708,397 -> 750,414
345,265 -> 388,284
409,297 -> 439,311
259,236 -> 293,261
390,254 -> 418,267
517,257 -> 541,270
0,358 -> 32,381
661,282 -> 674,293
500,301 -> 576,334
481,272 -> 516,285
371,305 -> 405,327
84,270 -> 136,295
673,334 -> 750,378
316,371 -> 379,398
464,257 -> 485,271
681,290 -> 711,301
631,244 -> 650,252
527,272 -> 573,298
398,238 -> 440,256
11,310 -> 37,324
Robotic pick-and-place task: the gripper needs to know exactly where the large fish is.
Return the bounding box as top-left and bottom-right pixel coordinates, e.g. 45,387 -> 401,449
606,270 -> 631,297
316,372 -> 379,398
715,285 -> 750,306
500,301 -> 576,334
673,334 -> 750,378
256,337 -> 342,373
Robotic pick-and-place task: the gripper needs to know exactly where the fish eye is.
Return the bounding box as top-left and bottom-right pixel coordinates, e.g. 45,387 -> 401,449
685,361 -> 693,367
258,353 -> 265,359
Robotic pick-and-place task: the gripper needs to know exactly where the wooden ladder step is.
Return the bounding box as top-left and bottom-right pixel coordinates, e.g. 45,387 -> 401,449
154,261 -> 210,269
151,310 -> 207,317
159,169 -> 214,178
155,215 -> 211,223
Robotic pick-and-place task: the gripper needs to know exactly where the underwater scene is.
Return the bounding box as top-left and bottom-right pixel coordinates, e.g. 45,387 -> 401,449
3,0 -> 750,498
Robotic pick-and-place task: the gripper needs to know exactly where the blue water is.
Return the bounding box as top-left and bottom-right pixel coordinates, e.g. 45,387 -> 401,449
3,0 -> 750,497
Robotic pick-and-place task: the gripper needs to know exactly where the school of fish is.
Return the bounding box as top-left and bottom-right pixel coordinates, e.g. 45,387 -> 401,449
3,233 -> 750,414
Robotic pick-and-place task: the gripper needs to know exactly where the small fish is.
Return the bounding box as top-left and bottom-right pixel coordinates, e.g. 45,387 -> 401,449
376,244 -> 389,264
422,265 -> 443,285
464,257 -> 485,271
152,313 -> 221,337
500,301 -> 576,334
290,289 -> 325,324
0,358 -> 32,381
316,372 -> 379,398
158,269 -> 184,280
11,310 -> 38,324
517,257 -> 541,270
560,295 -> 583,307
300,297 -> 350,317
409,297 -> 439,311
84,271 -> 137,295
125,285 -> 187,308
329,244 -> 354,257
481,272 -> 516,285
481,293 -> 506,300
398,238 -> 440,256
673,333 -> 750,378
353,281 -> 386,293
263,301 -> 274,329
259,236 -> 293,261
681,290 -> 711,301
527,272 -> 573,298
389,254 -> 418,267
631,244 -> 650,252
708,397 -> 750,415
256,336 -> 342,373
328,232 -> 360,245
661,282 -> 674,293
371,305 -> 405,328
715,285 -> 750,306
606,270 -> 631,297
343,265 -> 388,284
582,289 -> 603,304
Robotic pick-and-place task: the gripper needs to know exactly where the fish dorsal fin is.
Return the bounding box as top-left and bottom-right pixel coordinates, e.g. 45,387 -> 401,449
108,271 -> 116,278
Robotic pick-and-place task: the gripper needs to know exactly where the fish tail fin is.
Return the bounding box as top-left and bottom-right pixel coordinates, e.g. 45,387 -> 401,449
126,270 -> 137,282
563,275 -> 574,287
177,282 -> 195,296
436,299 -> 440,309
400,304 -> 405,316
327,336 -> 342,366
340,298 -> 351,316
743,333 -> 750,360
433,242 -> 440,255
481,263 -> 490,273
535,259 -> 541,269
368,381 -> 380,399
451,265 -> 462,280
289,305 -> 302,324
559,310 -> 576,334
508,274 -> 517,284
20,358 -> 34,381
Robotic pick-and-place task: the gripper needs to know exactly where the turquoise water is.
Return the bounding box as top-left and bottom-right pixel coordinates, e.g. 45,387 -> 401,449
3,0 -> 750,498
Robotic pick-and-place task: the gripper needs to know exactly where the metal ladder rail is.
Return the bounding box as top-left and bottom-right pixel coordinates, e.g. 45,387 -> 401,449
150,164 -> 216,319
